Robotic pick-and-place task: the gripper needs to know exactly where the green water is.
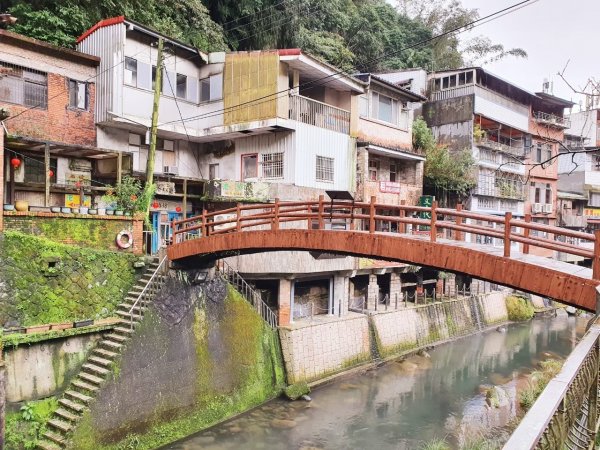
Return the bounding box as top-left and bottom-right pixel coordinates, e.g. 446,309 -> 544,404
167,315 -> 585,450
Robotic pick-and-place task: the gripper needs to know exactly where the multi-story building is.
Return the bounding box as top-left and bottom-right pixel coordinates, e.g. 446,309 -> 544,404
0,29 -> 118,213
423,67 -> 571,256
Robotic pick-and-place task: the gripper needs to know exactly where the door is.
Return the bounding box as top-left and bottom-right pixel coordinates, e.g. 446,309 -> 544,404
150,212 -> 160,254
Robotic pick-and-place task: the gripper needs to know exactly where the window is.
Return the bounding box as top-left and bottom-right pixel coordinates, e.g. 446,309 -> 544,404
68,80 -> 88,110
390,163 -> 397,182
359,95 -> 368,117
261,153 -> 284,179
545,184 -> 552,204
176,74 -> 187,99
536,143 -> 542,163
24,156 -> 57,183
124,57 -> 137,86
534,186 -> 541,203
316,156 -> 334,182
156,138 -> 175,151
590,192 -> 600,207
200,78 -> 211,102
368,159 -> 379,181
241,154 -> 258,180
0,62 -> 47,108
209,163 -> 219,180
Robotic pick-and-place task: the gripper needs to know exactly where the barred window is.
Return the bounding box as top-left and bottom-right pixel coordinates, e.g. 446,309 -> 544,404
316,156 -> 334,183
261,153 -> 283,179
24,156 -> 57,183
0,62 -> 47,109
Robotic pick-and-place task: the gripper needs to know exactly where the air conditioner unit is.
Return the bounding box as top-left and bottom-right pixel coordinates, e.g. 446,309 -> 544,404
543,204 -> 553,213
163,165 -> 179,175
532,203 -> 543,213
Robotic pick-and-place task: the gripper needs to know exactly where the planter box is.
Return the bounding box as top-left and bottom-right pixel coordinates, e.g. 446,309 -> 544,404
3,327 -> 26,335
26,324 -> 51,334
50,322 -> 73,331
73,319 -> 94,328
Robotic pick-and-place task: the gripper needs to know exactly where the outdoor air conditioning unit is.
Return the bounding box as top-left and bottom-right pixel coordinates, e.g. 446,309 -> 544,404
532,203 -> 543,214
163,165 -> 179,175
543,204 -> 553,213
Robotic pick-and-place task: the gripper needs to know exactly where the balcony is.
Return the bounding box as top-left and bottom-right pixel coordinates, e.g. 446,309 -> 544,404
560,213 -> 587,228
289,94 -> 350,134
533,111 -> 571,129
476,137 -> 527,158
476,174 -> 525,200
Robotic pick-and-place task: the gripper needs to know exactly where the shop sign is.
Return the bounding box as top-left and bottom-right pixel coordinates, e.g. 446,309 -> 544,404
585,208 -> 600,218
65,194 -> 91,208
379,181 -> 401,194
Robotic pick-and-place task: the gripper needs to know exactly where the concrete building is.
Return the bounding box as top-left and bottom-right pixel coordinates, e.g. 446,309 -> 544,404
0,29 -> 122,214
422,67 -> 571,256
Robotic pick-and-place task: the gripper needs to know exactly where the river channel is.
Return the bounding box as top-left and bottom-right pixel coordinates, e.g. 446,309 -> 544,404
167,315 -> 586,450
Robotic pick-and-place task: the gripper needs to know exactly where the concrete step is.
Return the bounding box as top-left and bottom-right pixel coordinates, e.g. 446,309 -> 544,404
71,379 -> 98,394
92,348 -> 119,360
82,363 -> 110,376
88,355 -> 112,368
79,371 -> 104,386
48,419 -> 72,433
58,398 -> 85,414
40,431 -> 66,447
64,390 -> 92,404
105,333 -> 128,343
54,408 -> 79,422
113,326 -> 134,336
116,311 -> 142,321
99,339 -> 124,351
117,304 -> 145,314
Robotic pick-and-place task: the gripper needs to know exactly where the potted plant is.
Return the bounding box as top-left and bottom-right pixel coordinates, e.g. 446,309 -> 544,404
73,319 -> 94,328
89,208 -> 97,215
50,206 -> 61,213
72,207 -> 80,214
80,206 -> 89,214
26,323 -> 51,334
103,176 -> 148,218
3,204 -> 14,211
50,322 -> 73,331
106,208 -> 115,216
61,207 -> 72,214
15,200 -> 29,212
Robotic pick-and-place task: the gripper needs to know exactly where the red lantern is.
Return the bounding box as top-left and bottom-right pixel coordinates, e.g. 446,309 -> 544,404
152,201 -> 159,209
10,157 -> 21,169
75,181 -> 81,188
175,206 -> 182,213
48,169 -> 54,178
130,194 -> 137,201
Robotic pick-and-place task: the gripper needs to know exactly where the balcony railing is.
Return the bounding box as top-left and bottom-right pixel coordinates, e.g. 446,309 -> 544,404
289,94 -> 350,134
429,84 -> 475,101
476,137 -> 527,158
533,111 -> 571,129
560,213 -> 587,228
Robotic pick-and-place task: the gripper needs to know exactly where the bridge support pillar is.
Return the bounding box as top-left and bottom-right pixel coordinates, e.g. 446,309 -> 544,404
278,279 -> 293,326
390,272 -> 402,306
367,274 -> 379,311
333,275 -> 350,316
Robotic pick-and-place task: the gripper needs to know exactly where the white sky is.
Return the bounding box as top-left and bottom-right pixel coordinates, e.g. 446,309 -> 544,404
457,0 -> 600,110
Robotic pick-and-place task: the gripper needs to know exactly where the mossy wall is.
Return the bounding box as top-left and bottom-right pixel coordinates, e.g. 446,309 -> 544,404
68,276 -> 285,450
0,231 -> 139,326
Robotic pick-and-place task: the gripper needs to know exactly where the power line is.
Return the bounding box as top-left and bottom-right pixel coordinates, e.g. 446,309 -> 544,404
221,0 -> 294,28
159,0 -> 537,128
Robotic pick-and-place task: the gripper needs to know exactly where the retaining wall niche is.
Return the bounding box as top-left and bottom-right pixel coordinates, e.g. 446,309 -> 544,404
68,275 -> 285,450
278,314 -> 371,384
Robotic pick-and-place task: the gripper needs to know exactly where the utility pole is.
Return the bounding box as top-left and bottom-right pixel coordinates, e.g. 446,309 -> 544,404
144,37 -> 163,218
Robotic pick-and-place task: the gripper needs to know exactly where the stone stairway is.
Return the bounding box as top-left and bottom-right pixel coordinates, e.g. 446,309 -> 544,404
36,257 -> 167,450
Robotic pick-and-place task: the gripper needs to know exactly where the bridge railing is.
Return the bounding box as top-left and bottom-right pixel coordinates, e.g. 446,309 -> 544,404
171,196 -> 600,279
503,315 -> 600,449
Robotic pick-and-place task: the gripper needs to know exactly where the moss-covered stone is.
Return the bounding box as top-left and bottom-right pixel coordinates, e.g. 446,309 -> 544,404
0,231 -> 139,327
5,397 -> 58,450
284,382 -> 310,400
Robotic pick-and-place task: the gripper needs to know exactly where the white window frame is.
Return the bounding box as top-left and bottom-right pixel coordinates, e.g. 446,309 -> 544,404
261,152 -> 284,179
316,156 -> 334,183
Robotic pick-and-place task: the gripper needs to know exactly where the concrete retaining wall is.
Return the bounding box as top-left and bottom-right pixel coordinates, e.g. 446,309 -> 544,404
279,314 -> 371,383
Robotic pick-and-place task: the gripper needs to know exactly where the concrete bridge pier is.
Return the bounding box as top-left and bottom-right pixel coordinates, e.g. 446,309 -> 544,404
367,274 -> 379,310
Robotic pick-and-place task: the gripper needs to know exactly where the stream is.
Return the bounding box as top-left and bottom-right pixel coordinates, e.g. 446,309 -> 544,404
167,314 -> 586,450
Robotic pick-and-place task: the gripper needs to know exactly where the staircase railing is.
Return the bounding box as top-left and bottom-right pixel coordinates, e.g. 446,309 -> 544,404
216,259 -> 278,328
128,256 -> 168,329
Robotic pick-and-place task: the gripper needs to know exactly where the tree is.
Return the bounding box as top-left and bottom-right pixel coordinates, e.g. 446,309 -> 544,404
396,0 -> 527,70
413,117 -> 475,205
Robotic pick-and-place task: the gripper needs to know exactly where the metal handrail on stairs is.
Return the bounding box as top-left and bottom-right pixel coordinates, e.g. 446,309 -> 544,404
128,256 -> 168,329
216,260 -> 278,328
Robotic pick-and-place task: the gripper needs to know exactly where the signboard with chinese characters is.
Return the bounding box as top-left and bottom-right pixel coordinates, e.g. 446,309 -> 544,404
207,180 -> 269,201
156,181 -> 176,195
65,194 -> 91,208
418,195 -> 434,230
379,181 -> 401,194
149,199 -> 191,212
584,208 -> 600,218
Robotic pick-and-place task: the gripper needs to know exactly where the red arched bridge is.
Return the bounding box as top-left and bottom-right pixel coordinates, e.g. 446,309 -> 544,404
167,196 -> 600,312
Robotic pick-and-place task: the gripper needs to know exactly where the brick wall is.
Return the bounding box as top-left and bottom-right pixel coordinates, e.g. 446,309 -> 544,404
3,212 -> 144,254
1,74 -> 96,146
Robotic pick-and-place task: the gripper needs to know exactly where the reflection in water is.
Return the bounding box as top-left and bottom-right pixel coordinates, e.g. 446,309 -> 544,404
166,316 -> 585,450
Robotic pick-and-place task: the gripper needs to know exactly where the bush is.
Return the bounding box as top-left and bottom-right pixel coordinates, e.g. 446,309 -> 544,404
419,438 -> 451,450
506,296 -> 535,321
519,359 -> 563,410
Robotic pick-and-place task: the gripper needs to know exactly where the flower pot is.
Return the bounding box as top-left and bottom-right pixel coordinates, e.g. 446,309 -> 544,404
79,207 -> 89,215
15,200 -> 29,212
73,319 -> 94,328
3,204 -> 14,211
115,210 -> 124,216
26,324 -> 51,334
97,208 -> 106,215
50,207 -> 61,213
124,211 -> 132,216
3,327 -> 25,335
50,322 -> 73,331
61,207 -> 72,214
71,208 -> 80,214
106,209 -> 115,216
88,209 -> 97,215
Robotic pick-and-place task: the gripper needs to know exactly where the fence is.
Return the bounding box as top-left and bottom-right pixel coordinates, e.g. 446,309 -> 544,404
289,94 -> 351,134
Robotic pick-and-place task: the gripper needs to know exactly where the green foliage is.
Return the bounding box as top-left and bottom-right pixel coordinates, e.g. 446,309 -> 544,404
103,176 -> 148,213
0,231 -> 138,326
506,296 -> 535,322
419,438 -> 451,450
5,397 -> 58,450
284,382 -> 310,400
413,118 -> 475,198
460,437 -> 500,450
519,359 -> 562,410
